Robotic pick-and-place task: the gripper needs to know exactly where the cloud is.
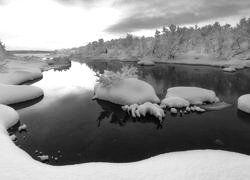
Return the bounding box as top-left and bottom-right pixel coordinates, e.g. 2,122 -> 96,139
55,0 -> 104,7
106,0 -> 250,33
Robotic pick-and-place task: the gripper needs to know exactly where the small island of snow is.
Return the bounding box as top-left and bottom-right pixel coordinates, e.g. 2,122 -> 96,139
164,87 -> 219,105
93,66 -> 160,105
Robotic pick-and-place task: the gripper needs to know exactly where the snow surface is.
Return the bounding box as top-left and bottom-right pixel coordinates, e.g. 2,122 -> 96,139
0,84 -> 43,105
94,78 -> 160,105
165,87 -> 219,105
238,94 -> 250,113
161,96 -> 190,108
122,102 -> 165,121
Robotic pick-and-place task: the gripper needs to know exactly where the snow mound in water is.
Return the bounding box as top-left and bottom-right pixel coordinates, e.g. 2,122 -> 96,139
137,60 -> 155,66
0,104 -> 19,130
222,67 -> 236,72
200,102 -> 232,111
161,96 -> 190,108
238,94 -> 250,113
137,56 -> 155,66
122,102 -> 165,121
165,87 -> 219,105
0,84 -> 43,105
0,70 -> 42,85
94,78 -> 160,105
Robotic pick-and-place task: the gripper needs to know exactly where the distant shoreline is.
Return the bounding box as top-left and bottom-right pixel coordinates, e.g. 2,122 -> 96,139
8,50 -> 53,54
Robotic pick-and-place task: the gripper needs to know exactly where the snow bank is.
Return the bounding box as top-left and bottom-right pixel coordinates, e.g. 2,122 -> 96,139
0,84 -> 43,105
122,102 -> 165,121
0,70 -> 42,85
0,104 -> 19,131
165,87 -> 219,105
94,78 -> 160,105
238,94 -> 250,113
161,96 -> 190,108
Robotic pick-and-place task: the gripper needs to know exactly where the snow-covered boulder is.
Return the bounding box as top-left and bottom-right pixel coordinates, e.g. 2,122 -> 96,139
165,87 -> 219,105
94,78 -> 160,105
0,84 -> 43,105
222,66 -> 236,72
170,108 -> 178,114
137,60 -> 155,66
137,56 -> 155,66
122,102 -> 165,121
200,102 -> 231,111
238,94 -> 250,113
161,96 -> 190,108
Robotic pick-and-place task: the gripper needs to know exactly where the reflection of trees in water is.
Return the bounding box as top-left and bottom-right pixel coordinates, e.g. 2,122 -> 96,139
96,100 -> 162,129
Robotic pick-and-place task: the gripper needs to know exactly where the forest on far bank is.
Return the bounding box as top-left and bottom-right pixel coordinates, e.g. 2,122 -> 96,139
57,18 -> 250,61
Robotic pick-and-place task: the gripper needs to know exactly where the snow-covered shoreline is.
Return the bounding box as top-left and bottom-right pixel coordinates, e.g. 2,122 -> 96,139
74,53 -> 250,71
2,58 -> 250,179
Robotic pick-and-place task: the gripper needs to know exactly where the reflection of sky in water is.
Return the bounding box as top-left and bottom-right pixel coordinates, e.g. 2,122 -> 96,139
34,62 -> 98,95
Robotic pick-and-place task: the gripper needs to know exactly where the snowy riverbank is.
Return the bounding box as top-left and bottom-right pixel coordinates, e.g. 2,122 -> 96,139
73,52 -> 250,71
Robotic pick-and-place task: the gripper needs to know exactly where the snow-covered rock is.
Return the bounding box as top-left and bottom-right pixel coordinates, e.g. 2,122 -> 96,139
186,106 -> 191,112
170,108 -> 178,114
137,59 -> 155,66
238,94 -> 250,113
165,87 -> 219,105
0,84 -> 43,105
222,66 -> 236,72
38,155 -> 49,162
94,78 -> 160,105
122,102 -> 165,121
10,134 -> 17,141
161,96 -> 190,108
18,124 -> 27,132
200,102 -> 231,111
193,106 -> 206,112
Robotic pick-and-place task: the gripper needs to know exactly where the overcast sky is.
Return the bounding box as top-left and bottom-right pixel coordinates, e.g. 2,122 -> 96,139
0,0 -> 250,50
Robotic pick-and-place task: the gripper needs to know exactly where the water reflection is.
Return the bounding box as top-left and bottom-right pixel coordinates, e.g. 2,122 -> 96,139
96,100 -> 162,129
34,62 -> 98,93
237,110 -> 250,123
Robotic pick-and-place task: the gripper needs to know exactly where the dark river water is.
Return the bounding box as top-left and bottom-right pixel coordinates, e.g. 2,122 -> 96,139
9,60 -> 250,165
